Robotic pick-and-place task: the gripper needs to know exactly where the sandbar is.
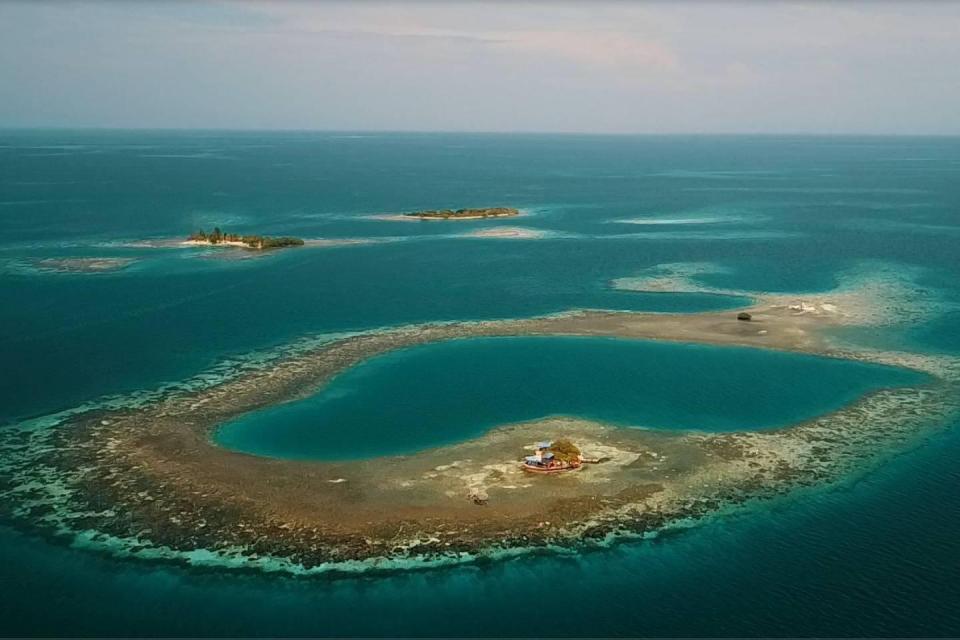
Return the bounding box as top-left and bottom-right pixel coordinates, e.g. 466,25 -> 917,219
462,227 -> 546,239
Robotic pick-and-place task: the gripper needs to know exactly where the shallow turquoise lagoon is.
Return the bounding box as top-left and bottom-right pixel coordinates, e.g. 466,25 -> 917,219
215,336 -> 924,460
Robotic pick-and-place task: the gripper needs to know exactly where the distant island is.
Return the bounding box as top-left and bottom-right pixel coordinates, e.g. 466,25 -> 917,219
186,228 -> 304,250
404,207 -> 520,220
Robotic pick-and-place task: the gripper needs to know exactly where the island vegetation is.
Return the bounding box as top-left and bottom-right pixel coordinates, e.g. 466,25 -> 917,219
404,207 -> 520,220
549,438 -> 582,464
187,227 -> 304,249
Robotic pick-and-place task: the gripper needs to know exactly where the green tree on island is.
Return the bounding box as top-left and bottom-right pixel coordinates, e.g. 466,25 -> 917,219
186,228 -> 304,249
550,438 -> 581,464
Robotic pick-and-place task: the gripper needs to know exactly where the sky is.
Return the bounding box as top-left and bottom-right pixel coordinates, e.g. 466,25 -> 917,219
1,1 -> 958,134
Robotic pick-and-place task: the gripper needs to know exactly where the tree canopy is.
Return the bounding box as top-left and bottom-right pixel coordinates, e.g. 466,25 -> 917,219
550,438 -> 581,464
187,228 -> 304,249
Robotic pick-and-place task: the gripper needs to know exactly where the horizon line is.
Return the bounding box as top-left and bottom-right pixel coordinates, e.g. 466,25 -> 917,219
1,125 -> 959,138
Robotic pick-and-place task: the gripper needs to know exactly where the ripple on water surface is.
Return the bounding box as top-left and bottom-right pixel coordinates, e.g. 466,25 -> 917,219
214,336 -> 925,460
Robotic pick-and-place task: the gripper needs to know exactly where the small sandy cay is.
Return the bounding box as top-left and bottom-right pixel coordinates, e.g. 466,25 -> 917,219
1,265 -> 958,574
370,207 -> 522,222
121,236 -> 382,253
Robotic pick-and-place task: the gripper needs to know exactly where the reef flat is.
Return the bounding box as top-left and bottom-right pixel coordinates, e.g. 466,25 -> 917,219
29,257 -> 136,274
1,284 -> 958,575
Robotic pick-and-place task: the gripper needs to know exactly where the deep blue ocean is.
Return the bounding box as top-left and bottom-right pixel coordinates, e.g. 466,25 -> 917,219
1,131 -> 959,636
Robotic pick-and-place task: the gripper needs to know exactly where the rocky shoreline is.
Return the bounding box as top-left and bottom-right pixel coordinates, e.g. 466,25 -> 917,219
1,293 -> 958,575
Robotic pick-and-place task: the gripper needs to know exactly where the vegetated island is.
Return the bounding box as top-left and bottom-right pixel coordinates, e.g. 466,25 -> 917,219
404,206 -> 520,220
186,227 -> 305,250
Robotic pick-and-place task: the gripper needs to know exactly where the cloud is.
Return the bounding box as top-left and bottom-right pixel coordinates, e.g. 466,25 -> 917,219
1,1 -> 959,133
494,30 -> 678,71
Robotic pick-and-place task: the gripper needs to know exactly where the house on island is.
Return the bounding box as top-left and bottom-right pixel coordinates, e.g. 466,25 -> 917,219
522,439 -> 583,474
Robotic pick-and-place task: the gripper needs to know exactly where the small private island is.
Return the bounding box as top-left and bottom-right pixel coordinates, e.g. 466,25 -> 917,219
523,438 -> 584,473
404,206 -> 520,220
186,227 -> 304,250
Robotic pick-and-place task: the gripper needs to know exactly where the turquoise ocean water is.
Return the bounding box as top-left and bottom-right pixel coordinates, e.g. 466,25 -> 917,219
1,131 -> 959,636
